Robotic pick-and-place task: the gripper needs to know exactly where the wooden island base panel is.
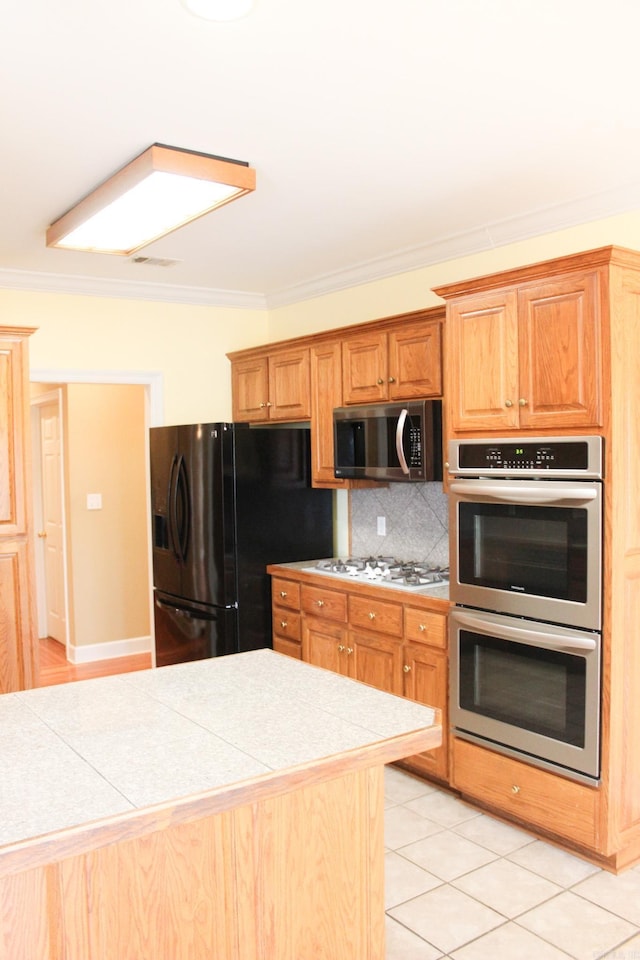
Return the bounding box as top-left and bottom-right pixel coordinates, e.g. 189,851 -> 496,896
0,649 -> 441,960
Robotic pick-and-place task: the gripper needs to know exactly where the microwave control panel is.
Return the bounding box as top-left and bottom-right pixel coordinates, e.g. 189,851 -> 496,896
449,436 -> 603,479
408,425 -> 423,466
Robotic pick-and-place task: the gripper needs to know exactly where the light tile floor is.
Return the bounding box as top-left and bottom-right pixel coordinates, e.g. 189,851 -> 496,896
384,765 -> 640,960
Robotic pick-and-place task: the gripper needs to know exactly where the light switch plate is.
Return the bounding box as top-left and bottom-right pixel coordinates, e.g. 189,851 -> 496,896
377,516 -> 386,536
87,493 -> 102,510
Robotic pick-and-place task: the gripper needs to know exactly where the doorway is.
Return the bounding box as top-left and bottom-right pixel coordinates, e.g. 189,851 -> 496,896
30,369 -> 163,666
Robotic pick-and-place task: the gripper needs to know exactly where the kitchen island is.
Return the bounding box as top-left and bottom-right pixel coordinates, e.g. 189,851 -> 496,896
0,648 -> 441,960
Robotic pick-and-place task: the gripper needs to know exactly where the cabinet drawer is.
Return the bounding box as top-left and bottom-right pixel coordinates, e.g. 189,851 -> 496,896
272,578 -> 301,610
272,606 -> 301,641
349,595 -> 402,637
452,738 -> 598,848
301,584 -> 348,622
273,636 -> 302,660
404,608 -> 446,648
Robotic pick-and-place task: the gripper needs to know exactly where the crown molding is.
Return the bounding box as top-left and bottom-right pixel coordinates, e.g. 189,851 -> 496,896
264,181 -> 640,308
3,181 -> 640,312
0,268 -> 267,310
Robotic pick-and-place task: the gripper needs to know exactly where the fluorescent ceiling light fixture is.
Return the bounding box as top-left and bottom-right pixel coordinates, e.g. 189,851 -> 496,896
181,0 -> 254,21
46,143 -> 256,255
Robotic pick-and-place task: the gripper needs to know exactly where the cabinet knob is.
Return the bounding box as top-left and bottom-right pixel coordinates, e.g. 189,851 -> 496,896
37,530 -> 47,538
519,398 -> 528,407
266,401 -> 273,407
388,376 -> 396,384
376,377 -> 384,385
338,644 -> 345,653
504,399 -> 513,408
346,647 -> 353,655
279,591 -> 288,598
418,623 -> 426,632
280,620 -> 288,629
512,784 -> 520,795
368,611 -> 376,620
316,599 -> 325,607
403,664 -> 411,673
259,401 -> 267,408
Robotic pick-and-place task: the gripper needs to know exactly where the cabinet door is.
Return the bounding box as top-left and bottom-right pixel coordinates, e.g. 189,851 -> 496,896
0,540 -> 36,693
402,642 -> 448,782
0,338 -> 28,535
303,617 -> 348,674
310,341 -> 348,488
517,272 -> 603,429
231,356 -> 270,422
447,291 -> 519,432
388,320 -> 442,400
268,347 -> 311,421
349,629 -> 403,694
342,332 -> 388,404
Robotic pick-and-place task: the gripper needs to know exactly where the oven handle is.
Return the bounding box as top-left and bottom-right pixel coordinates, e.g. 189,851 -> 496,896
452,609 -> 598,653
449,480 -> 598,506
395,408 -> 410,475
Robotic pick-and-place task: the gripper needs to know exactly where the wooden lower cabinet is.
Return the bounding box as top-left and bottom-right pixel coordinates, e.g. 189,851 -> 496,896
0,540 -> 37,692
303,617 -> 348,674
452,737 -> 599,850
402,643 -> 448,782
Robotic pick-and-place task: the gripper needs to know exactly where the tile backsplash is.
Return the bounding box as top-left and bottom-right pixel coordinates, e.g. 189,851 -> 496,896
349,482 -> 449,565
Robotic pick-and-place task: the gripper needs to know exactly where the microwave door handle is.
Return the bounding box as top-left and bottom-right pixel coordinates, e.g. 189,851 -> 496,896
453,609 -> 597,654
395,408 -> 410,475
449,480 -> 598,506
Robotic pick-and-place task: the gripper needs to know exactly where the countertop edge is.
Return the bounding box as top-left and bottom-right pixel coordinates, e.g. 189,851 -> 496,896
0,720 -> 441,879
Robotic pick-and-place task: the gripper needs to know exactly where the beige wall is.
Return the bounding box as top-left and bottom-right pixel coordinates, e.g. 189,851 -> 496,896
63,383 -> 149,648
1,289 -> 268,424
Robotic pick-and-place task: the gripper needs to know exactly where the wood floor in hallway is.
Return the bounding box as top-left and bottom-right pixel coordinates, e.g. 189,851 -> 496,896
37,637 -> 152,687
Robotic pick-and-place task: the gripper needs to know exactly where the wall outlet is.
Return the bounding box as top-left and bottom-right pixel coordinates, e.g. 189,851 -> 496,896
377,516 -> 386,536
87,493 -> 103,510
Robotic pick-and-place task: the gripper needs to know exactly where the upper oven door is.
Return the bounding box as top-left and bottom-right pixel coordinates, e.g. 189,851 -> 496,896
449,478 -> 602,630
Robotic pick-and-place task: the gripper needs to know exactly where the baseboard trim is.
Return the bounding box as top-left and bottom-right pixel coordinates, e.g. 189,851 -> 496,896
69,636 -> 152,664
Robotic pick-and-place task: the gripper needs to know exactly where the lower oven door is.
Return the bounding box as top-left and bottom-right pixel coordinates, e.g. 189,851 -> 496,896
450,607 -> 601,782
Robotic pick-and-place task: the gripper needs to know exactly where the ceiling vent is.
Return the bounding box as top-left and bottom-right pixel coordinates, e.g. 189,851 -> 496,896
130,255 -> 182,268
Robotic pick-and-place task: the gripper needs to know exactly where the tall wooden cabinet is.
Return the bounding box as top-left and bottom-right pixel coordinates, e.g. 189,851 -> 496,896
435,246 -> 640,870
0,326 -> 38,692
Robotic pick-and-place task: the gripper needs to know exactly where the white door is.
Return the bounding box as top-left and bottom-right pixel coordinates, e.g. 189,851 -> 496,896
38,400 -> 67,643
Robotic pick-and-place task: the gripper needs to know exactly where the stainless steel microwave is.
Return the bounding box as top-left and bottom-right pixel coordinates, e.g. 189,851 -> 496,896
333,399 -> 442,482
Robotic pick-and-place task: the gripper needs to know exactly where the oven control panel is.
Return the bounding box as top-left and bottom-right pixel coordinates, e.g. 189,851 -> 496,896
449,436 -> 603,479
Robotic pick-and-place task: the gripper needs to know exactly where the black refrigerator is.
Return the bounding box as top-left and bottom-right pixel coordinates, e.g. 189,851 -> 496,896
150,423 -> 333,666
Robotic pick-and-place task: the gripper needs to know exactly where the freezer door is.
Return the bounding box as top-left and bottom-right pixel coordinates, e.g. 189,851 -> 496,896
154,593 -> 238,667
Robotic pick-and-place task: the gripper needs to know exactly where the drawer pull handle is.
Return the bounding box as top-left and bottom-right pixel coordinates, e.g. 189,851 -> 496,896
279,591 -> 287,599
512,785 -> 520,795
368,611 -> 376,620
403,664 -> 411,673
280,620 -> 288,629
316,599 -> 325,608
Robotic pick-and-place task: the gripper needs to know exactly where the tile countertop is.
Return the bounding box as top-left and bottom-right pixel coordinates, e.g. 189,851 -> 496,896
268,559 -> 451,605
0,649 -> 440,856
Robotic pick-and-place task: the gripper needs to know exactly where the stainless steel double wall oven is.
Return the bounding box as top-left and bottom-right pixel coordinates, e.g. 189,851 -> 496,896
448,437 -> 603,783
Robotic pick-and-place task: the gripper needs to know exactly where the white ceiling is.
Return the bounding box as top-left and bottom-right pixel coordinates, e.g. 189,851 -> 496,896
3,0 -> 640,309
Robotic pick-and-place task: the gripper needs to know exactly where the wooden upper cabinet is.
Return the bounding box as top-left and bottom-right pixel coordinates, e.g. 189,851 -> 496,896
310,340 -> 348,488
342,319 -> 442,405
518,273 -> 602,430
231,347 -> 310,422
440,268 -> 604,434
0,336 -> 30,535
447,291 -> 519,433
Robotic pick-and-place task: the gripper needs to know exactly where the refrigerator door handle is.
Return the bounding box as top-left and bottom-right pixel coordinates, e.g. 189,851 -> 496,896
168,454 -> 180,561
176,454 -> 190,562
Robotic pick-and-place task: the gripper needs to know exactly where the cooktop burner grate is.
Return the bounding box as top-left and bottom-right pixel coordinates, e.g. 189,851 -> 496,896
313,557 -> 449,589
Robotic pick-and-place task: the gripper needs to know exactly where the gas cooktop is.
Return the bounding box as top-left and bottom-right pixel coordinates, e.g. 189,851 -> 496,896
308,556 -> 449,591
